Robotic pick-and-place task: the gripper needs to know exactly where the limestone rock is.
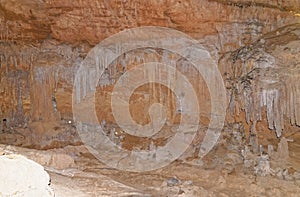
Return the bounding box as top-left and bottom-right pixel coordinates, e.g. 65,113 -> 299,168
0,154 -> 54,197
49,153 -> 75,170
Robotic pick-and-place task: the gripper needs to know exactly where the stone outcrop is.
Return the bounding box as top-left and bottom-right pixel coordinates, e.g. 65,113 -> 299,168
0,154 -> 54,196
0,0 -> 299,151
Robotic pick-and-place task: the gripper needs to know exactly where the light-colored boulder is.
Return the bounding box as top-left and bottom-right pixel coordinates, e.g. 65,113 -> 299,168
0,154 -> 54,197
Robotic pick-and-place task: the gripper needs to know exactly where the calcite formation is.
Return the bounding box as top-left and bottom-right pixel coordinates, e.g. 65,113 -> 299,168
0,154 -> 54,196
221,23 -> 300,139
0,0 -> 299,152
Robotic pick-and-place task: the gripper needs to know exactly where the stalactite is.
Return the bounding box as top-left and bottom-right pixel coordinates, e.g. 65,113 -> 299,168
228,39 -> 300,138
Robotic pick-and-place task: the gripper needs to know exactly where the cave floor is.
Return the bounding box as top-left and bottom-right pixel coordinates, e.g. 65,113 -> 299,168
50,158 -> 300,197
2,143 -> 300,197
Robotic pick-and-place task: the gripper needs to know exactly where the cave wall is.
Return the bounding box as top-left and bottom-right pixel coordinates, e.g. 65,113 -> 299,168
0,0 -> 299,149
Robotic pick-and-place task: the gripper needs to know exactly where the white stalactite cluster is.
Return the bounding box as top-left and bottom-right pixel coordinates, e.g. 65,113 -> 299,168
227,38 -> 300,137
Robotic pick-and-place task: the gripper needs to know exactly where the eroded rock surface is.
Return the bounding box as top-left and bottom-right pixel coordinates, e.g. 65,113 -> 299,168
0,0 -> 299,150
0,1 -> 300,196
2,143 -> 300,197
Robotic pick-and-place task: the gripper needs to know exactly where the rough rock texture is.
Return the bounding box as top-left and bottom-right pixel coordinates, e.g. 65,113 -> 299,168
1,144 -> 75,170
0,0 -> 298,45
2,143 -> 300,197
221,23 -> 300,135
1,1 -> 300,196
0,0 -> 299,152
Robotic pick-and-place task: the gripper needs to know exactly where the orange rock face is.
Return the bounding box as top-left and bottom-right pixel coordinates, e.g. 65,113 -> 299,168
0,0 -> 299,150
